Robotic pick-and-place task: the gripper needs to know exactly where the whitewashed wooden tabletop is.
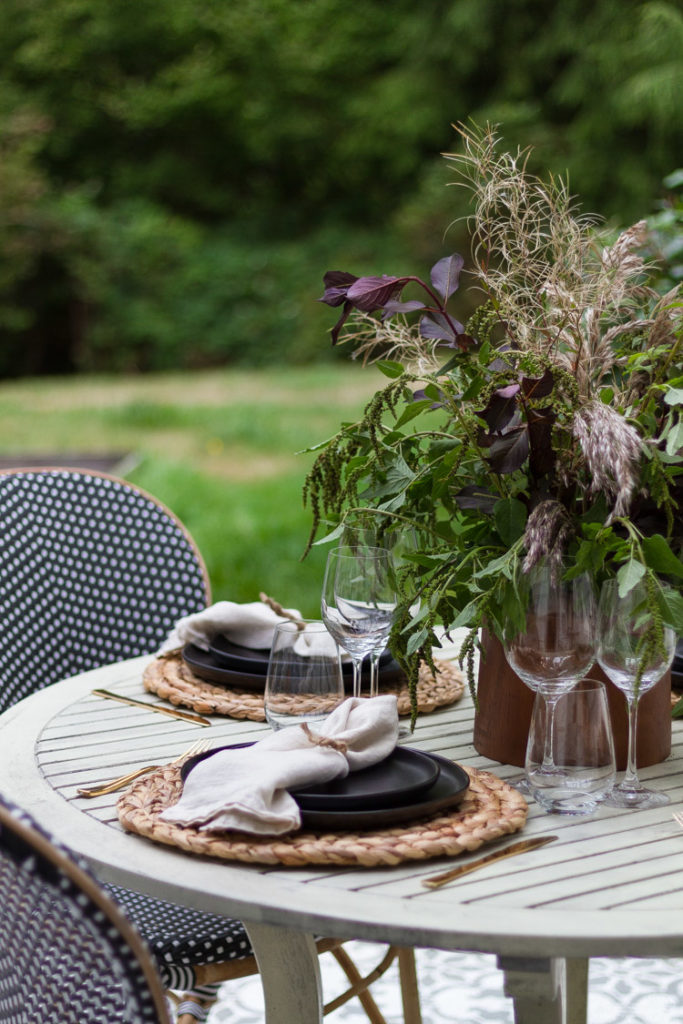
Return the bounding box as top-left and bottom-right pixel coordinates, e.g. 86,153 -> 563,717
1,652 -> 683,961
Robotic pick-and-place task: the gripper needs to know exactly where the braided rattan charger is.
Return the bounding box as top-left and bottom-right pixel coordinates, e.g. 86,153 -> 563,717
117,764 -> 527,868
143,651 -> 464,721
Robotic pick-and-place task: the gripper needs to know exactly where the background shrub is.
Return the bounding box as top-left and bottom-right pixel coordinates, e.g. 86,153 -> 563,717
0,0 -> 681,376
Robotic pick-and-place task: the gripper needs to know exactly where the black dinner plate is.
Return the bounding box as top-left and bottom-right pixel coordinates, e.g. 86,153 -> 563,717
208,633 -> 393,678
301,754 -> 469,830
180,746 -> 469,831
183,643 -> 406,693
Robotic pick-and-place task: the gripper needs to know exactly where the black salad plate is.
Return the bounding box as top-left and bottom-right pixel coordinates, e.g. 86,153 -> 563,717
290,747 -> 439,810
208,633 -> 393,678
180,746 -> 470,831
182,644 -> 267,691
183,643 -> 405,693
207,637 -> 272,673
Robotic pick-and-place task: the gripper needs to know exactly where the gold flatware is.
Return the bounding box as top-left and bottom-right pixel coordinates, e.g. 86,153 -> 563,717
422,835 -> 558,889
91,688 -> 212,727
77,739 -> 213,797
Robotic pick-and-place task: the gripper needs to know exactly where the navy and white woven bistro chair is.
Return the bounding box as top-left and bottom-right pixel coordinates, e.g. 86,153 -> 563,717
0,467 -> 422,1024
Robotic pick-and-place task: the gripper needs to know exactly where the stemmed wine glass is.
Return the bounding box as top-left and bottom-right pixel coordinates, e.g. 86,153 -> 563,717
503,561 -> 597,795
341,520 -> 418,696
321,545 -> 397,698
597,578 -> 676,809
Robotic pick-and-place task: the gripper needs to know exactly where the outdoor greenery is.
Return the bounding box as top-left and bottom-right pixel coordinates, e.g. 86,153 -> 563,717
305,124 -> 683,711
0,0 -> 681,376
0,364 -> 383,612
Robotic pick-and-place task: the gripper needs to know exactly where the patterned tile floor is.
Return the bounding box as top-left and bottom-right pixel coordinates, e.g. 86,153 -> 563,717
208,945 -> 683,1023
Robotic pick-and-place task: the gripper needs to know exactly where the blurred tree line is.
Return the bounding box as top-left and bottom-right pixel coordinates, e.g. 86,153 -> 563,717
0,0 -> 681,376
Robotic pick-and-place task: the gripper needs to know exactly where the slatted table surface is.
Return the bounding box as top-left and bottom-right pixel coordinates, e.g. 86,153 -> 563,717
2,652 -> 683,1022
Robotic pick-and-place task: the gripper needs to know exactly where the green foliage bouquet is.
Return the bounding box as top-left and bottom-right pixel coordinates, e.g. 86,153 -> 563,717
304,124 -> 683,716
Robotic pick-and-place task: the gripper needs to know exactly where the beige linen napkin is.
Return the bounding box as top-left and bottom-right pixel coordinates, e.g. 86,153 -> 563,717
160,695 -> 399,835
157,600 -> 303,654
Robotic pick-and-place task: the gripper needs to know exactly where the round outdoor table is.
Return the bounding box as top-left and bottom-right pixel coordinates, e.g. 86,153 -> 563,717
1,653 -> 682,1024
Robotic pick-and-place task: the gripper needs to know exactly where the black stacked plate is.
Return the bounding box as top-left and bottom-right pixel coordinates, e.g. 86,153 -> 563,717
182,634 -> 405,693
180,743 -> 470,831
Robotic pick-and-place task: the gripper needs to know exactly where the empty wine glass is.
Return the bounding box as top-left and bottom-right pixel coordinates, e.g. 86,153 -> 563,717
503,561 -> 597,794
340,520 -> 419,697
598,578 -> 676,809
321,546 -> 397,698
264,620 -> 345,730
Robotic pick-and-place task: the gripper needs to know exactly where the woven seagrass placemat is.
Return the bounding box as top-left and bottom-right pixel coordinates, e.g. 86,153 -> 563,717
117,764 -> 527,868
143,651 -> 464,721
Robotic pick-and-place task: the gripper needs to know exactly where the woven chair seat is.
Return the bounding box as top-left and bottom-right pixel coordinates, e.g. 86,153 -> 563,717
107,884 -> 254,974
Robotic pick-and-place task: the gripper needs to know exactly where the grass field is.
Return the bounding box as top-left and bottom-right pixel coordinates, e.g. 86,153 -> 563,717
0,365 -> 384,615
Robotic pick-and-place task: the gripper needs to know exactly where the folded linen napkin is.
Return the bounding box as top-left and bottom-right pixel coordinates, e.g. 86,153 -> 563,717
157,600 -> 304,654
160,695 -> 399,835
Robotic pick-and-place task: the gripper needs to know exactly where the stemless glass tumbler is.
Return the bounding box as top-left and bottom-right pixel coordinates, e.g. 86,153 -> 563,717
525,678 -> 616,815
264,620 -> 345,730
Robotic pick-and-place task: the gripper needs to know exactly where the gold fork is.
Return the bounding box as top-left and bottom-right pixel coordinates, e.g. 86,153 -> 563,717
76,739 -> 213,798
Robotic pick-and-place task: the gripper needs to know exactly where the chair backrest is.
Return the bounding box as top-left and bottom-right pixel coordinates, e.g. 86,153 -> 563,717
0,794 -> 170,1023
0,468 -> 210,711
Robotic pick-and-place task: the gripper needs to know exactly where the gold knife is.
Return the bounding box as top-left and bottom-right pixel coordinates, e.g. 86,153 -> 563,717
422,835 -> 558,889
92,689 -> 212,727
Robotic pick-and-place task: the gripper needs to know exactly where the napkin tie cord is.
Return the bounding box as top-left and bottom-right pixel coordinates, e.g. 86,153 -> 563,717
301,723 -> 348,754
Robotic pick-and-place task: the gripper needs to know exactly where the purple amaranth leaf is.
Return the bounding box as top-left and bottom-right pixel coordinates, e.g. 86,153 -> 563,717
382,299 -> 426,316
320,271 -> 412,344
318,270 -> 359,307
475,383 -> 520,432
487,425 -> 530,474
329,303 -> 353,344
413,388 -> 446,409
453,485 -> 498,513
521,367 -> 554,400
419,312 -> 465,344
527,406 -> 556,477
346,275 -> 411,311
430,254 -> 464,302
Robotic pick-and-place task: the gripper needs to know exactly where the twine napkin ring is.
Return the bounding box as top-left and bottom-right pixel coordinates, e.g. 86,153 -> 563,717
301,723 -> 348,754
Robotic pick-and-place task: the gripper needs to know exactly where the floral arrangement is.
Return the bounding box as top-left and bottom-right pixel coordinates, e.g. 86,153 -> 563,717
303,123 -> 683,717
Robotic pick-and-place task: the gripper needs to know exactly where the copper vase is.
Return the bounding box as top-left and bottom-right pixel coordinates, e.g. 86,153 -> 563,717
473,628 -> 672,769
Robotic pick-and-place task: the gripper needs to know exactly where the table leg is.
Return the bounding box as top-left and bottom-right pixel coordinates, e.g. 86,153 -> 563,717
498,955 -> 588,1024
244,922 -> 323,1024
565,958 -> 589,1024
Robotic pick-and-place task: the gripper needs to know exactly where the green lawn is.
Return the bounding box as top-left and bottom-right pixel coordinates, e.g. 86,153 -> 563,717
0,365 -> 384,615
